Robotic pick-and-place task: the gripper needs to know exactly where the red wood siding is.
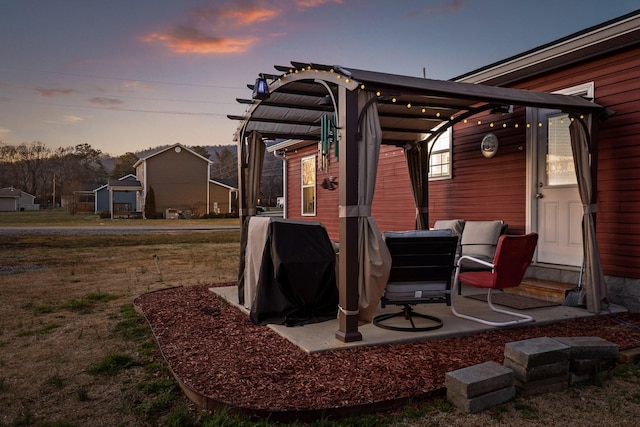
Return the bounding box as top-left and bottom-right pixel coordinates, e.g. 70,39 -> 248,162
281,44 -> 640,280
430,108 -> 529,235
498,46 -> 640,278
285,144 -> 414,241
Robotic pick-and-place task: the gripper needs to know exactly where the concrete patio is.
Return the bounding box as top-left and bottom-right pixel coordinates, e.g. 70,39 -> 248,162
210,285 -> 626,354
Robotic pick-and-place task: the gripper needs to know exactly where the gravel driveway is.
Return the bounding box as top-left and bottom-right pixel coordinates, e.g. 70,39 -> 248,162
0,225 -> 239,236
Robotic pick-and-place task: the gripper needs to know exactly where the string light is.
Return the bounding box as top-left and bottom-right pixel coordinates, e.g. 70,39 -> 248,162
273,66 -> 591,133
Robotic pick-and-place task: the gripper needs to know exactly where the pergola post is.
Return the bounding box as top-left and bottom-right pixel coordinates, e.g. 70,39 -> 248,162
419,140 -> 430,229
336,87 -> 362,342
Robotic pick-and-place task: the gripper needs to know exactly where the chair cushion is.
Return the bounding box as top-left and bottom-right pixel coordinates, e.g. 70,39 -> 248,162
433,219 -> 465,238
384,281 -> 449,301
460,221 -> 503,259
384,229 -> 452,239
434,219 -> 465,256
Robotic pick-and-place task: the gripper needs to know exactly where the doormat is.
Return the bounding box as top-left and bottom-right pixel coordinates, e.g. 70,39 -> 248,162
465,293 -> 560,310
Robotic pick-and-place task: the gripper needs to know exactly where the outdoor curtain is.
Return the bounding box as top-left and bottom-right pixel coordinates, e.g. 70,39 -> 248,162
237,131 -> 266,304
357,91 -> 392,322
405,144 -> 427,230
569,117 -> 608,313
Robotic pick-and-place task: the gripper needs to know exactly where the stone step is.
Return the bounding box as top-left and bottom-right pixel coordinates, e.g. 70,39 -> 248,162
504,278 -> 577,304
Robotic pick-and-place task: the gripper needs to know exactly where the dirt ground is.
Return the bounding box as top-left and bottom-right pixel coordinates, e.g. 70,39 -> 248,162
2,229 -> 640,426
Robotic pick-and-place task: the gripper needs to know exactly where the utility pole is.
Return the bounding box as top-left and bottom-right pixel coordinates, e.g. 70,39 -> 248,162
52,173 -> 56,208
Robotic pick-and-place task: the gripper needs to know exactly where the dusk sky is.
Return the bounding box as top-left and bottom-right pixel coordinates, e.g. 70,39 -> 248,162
1,0 -> 638,156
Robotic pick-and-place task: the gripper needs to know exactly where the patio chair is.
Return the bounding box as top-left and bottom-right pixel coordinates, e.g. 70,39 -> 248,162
450,233 -> 538,327
434,220 -> 507,295
373,230 -> 458,332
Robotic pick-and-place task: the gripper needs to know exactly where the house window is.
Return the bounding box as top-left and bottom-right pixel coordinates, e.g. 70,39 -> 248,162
428,126 -> 451,179
301,156 -> 316,215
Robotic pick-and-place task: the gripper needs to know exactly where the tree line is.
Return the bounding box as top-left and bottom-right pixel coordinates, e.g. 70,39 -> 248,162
0,141 -> 282,208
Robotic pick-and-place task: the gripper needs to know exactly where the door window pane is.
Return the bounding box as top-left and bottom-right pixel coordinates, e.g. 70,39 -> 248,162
547,114 -> 577,186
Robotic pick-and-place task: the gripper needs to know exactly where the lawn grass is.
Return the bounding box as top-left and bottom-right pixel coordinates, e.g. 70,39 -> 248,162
3,210 -> 640,426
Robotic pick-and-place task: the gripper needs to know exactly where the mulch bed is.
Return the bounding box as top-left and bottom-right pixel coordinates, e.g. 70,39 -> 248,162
134,284 -> 640,421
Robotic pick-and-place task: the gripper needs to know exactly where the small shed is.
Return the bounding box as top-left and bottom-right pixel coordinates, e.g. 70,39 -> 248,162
0,187 -> 37,211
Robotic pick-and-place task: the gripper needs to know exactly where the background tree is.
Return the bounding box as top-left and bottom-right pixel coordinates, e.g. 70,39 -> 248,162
190,145 -> 210,159
74,143 -> 107,185
211,146 -> 237,181
0,141 -> 52,204
110,152 -> 139,179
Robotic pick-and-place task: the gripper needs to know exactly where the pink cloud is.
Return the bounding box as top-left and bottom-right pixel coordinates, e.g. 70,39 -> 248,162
34,87 -> 77,97
218,6 -> 280,25
293,0 -> 342,10
89,97 -> 124,108
144,29 -> 257,54
142,0 -> 344,55
143,2 -> 282,54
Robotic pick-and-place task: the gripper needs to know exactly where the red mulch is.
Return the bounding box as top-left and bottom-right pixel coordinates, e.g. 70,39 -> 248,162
134,284 -> 640,419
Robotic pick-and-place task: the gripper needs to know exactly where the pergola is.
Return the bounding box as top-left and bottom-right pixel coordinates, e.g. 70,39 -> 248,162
230,61 -> 609,342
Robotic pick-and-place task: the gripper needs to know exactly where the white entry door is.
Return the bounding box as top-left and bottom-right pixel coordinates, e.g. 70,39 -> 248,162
535,110 -> 583,266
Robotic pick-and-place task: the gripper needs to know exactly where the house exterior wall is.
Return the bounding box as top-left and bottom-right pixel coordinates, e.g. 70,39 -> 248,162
95,187 -> 137,212
144,147 -> 210,217
281,44 -> 640,284
284,144 -> 414,241
429,107 -> 530,235
502,45 -> 640,281
209,183 -> 234,214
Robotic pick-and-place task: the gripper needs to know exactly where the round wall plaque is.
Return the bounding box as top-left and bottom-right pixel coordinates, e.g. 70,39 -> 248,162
481,133 -> 499,158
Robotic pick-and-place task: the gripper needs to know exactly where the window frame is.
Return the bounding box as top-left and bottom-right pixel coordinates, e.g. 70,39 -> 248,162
428,125 -> 452,180
301,155 -> 316,216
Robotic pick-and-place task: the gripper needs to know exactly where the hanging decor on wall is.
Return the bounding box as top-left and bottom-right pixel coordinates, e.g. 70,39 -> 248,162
319,113 -> 338,171
481,133 -> 499,158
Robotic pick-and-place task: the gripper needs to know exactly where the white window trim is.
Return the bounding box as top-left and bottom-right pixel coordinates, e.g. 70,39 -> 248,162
301,155 -> 316,216
429,125 -> 452,180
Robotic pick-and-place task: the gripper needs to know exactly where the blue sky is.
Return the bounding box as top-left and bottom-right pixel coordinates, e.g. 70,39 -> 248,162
1,0 -> 638,156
